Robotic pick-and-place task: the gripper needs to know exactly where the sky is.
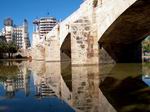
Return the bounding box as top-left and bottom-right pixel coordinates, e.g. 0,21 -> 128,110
0,0 -> 83,43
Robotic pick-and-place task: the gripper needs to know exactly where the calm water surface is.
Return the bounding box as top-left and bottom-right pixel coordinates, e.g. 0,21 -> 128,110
0,61 -> 149,112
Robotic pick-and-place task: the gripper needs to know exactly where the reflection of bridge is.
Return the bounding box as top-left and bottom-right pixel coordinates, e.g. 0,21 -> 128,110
28,61 -> 72,102
31,0 -> 150,65
28,61 -> 116,112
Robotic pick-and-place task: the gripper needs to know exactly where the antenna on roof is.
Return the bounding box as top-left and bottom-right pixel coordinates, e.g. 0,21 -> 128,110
47,12 -> 50,16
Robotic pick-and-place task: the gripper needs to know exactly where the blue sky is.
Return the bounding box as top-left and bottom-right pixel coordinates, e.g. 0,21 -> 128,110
0,0 -> 83,42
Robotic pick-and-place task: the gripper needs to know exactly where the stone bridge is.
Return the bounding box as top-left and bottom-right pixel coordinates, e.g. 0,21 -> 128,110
32,0 -> 150,65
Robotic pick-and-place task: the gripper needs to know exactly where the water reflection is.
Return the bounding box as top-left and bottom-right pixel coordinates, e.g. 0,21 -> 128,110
0,61 -> 75,112
100,63 -> 150,112
142,63 -> 150,86
0,61 -> 149,112
28,61 -> 116,112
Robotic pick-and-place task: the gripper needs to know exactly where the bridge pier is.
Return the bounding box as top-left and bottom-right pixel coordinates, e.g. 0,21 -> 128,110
70,17 -> 99,65
32,46 -> 45,61
45,38 -> 60,62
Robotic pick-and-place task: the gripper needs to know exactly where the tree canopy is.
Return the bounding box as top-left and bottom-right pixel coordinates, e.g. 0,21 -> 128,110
0,41 -> 18,58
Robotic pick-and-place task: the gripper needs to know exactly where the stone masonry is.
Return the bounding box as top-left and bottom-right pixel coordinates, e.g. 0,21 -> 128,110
31,0 -> 150,65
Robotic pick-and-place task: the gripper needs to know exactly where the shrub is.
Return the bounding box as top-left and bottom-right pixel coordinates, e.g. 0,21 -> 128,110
93,0 -> 98,7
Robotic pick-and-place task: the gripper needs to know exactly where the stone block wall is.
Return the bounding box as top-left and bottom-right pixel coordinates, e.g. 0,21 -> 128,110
71,17 -> 99,65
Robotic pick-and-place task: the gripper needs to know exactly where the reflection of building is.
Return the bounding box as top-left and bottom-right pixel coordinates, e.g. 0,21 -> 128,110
29,62 -> 116,112
35,81 -> 56,98
32,17 -> 57,47
4,79 -> 15,92
32,71 -> 59,98
0,61 -> 117,112
4,79 -> 15,98
3,70 -> 30,98
2,18 -> 30,49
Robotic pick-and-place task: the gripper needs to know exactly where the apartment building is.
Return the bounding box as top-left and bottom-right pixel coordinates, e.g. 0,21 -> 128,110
32,17 -> 57,47
2,18 -> 30,49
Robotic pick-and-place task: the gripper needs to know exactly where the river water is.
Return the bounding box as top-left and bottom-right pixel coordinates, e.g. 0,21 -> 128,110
0,61 -> 149,112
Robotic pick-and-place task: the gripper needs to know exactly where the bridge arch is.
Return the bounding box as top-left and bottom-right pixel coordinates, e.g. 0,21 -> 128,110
98,0 -> 150,63
60,33 -> 71,62
40,0 -> 150,65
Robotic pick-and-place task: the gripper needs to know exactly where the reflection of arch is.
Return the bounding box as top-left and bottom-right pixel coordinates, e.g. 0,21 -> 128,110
99,64 -> 148,112
61,61 -> 72,91
99,0 -> 150,63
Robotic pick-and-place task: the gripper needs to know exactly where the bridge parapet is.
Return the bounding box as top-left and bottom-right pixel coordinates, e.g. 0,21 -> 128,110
46,0 -> 99,46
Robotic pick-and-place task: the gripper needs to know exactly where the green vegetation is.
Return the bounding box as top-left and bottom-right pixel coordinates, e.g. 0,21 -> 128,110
93,0 -> 98,7
142,36 -> 150,53
0,40 -> 18,58
0,64 -> 19,81
0,65 -> 19,76
143,41 -> 150,52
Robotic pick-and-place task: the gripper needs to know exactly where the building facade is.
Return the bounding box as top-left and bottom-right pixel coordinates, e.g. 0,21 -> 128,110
32,17 -> 57,47
3,18 -> 14,42
2,18 -> 30,49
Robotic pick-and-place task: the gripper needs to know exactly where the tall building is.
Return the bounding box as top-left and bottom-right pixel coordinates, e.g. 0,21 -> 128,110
2,18 -> 30,49
3,18 -> 14,42
32,17 -> 57,47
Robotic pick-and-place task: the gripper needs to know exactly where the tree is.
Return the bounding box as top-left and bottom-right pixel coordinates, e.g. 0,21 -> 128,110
0,41 -> 7,58
142,37 -> 150,55
7,41 -> 18,58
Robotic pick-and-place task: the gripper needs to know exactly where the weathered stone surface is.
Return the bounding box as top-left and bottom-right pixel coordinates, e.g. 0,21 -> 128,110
72,65 -> 116,112
32,45 -> 45,61
45,39 -> 60,62
71,17 -> 99,65
44,25 -> 61,62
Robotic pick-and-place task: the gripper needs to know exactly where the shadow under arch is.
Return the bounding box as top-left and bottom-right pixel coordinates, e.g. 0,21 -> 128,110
60,33 -> 71,62
99,0 -> 150,63
61,61 -> 72,92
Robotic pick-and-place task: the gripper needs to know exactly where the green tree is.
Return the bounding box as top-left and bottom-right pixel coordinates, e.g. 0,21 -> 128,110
7,41 -> 18,58
0,41 -> 7,58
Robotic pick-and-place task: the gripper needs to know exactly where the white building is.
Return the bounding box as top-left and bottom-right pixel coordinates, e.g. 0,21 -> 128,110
2,18 -> 30,49
3,18 -> 14,42
32,32 -> 40,47
32,17 -> 57,47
